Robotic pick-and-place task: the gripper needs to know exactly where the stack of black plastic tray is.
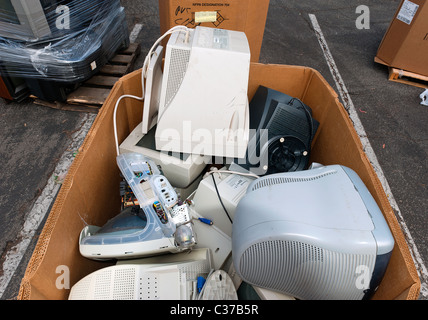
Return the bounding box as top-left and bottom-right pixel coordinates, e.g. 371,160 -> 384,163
0,0 -> 129,102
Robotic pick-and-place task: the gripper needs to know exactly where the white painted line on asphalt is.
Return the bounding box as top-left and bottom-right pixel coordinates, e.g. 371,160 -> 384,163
129,23 -> 143,43
0,113 -> 96,299
309,13 -> 428,297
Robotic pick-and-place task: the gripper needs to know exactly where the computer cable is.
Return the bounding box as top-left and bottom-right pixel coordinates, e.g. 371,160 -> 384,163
196,167 -> 260,225
288,97 -> 315,151
211,173 -> 233,224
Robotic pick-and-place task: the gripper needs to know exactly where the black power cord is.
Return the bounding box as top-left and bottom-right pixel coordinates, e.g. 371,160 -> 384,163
211,173 -> 233,224
288,97 -> 315,151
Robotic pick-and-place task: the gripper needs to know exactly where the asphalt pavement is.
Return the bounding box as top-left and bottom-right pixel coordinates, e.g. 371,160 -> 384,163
0,0 -> 426,300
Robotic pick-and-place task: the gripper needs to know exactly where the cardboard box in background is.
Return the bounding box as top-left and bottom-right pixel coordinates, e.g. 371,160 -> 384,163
375,0 -> 428,77
158,0 -> 270,62
18,63 -> 420,300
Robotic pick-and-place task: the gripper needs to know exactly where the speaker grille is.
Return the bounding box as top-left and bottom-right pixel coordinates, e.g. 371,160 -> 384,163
164,48 -> 190,109
239,240 -> 375,300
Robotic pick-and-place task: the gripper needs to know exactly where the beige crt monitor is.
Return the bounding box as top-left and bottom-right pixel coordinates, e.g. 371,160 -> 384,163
155,26 -> 251,158
69,248 -> 213,300
120,43 -> 210,190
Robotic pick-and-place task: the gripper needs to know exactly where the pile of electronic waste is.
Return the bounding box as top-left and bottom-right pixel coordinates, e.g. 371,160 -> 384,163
70,26 -> 395,300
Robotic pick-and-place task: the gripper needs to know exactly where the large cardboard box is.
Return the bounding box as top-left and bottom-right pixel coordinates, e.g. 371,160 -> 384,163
375,0 -> 428,77
18,64 -> 420,300
158,0 -> 270,62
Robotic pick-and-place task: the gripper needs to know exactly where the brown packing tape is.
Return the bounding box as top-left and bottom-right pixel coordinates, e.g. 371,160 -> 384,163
19,64 -> 420,300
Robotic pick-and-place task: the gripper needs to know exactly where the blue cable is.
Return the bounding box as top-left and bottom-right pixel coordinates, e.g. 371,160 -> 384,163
198,217 -> 213,225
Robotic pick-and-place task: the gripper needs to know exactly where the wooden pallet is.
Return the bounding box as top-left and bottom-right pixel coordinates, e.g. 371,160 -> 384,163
388,67 -> 428,89
34,43 -> 141,113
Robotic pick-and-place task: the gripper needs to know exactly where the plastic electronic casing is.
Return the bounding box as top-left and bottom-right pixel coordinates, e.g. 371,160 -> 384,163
79,153 -> 196,260
155,26 -> 251,158
116,152 -> 176,236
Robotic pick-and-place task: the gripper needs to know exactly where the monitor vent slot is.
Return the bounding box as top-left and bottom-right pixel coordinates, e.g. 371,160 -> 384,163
139,273 -> 159,300
267,104 -> 310,141
112,267 -> 137,300
165,48 -> 190,109
250,170 -> 337,191
70,272 -> 94,300
239,240 -> 375,300
84,267 -> 138,300
177,261 -> 211,283
93,269 -> 113,299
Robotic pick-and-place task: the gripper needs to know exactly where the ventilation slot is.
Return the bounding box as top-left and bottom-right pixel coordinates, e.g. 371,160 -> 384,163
267,105 -> 310,140
177,261 -> 211,283
71,274 -> 93,300
139,274 -> 159,300
112,267 -> 137,300
93,269 -> 113,300
239,240 -> 375,300
164,48 -> 190,109
250,170 -> 337,191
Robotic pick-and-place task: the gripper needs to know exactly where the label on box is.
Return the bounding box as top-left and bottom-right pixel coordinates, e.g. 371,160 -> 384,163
170,1 -> 239,29
195,11 -> 218,23
397,0 -> 419,25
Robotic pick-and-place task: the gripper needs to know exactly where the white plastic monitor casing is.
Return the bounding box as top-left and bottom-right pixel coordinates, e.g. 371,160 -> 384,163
79,153 -> 196,261
79,225 -> 179,260
227,262 -> 295,300
192,170 -> 256,237
120,122 -> 210,189
115,247 -> 212,267
69,248 -> 213,300
142,45 -> 164,134
232,164 -> 395,300
155,26 -> 250,158
189,206 -> 232,270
